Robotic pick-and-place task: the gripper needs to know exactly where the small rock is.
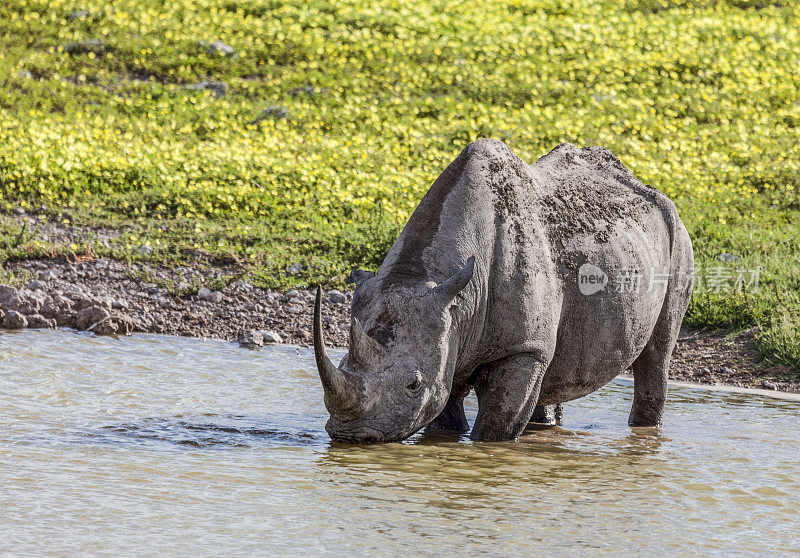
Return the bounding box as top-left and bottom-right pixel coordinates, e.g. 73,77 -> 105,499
26,314 -> 56,329
327,289 -> 347,304
260,330 -> 282,344
41,298 -> 74,327
249,105 -> 290,125
66,292 -> 97,311
238,329 -> 264,348
285,305 -> 303,315
2,310 -> 28,329
138,244 -> 153,255
13,207 -> 25,216
76,306 -> 110,330
91,315 -> 135,336
68,10 -> 92,20
6,291 -> 46,315
720,366 -> 735,375
230,280 -> 253,292
197,287 -> 223,303
0,285 -> 17,304
27,280 -> 47,292
38,268 -> 61,281
761,380 -> 777,390
64,38 -> 105,55
201,40 -> 236,56
186,80 -> 228,98
185,311 -> 201,323
288,86 -> 326,97
286,289 -> 301,300
286,263 -> 302,276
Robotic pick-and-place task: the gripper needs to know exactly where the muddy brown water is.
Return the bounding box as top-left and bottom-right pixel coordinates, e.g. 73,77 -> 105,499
1,329 -> 799,556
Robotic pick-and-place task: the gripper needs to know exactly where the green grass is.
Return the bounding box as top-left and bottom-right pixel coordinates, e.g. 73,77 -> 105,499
0,0 -> 799,373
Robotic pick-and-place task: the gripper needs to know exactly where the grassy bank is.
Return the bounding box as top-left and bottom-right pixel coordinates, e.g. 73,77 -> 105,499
1,0 -> 798,372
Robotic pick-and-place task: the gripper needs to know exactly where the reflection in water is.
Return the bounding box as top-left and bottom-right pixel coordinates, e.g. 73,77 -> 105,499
318,424 -> 670,501
1,329 -> 799,556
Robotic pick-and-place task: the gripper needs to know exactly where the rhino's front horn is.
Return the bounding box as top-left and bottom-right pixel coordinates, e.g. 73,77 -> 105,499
314,286 -> 364,418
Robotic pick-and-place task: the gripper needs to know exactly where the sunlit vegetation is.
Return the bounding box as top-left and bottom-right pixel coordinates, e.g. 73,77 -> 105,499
0,0 -> 798,370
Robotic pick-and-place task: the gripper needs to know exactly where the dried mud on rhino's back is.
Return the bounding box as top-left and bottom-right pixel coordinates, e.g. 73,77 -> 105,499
533,143 -> 662,247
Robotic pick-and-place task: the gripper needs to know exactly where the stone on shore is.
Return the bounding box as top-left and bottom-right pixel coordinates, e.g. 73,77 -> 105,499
0,285 -> 17,304
3,310 -> 28,329
6,290 -> 46,315
91,315 -> 135,336
327,289 -> 347,304
76,306 -> 111,331
238,329 -> 264,348
260,330 -> 282,344
40,296 -> 75,327
68,291 -> 104,311
2,256 -> 354,347
198,287 -> 223,303
26,314 -> 57,329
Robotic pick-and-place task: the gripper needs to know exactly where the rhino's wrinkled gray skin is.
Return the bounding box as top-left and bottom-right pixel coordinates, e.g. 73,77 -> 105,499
314,139 -> 693,443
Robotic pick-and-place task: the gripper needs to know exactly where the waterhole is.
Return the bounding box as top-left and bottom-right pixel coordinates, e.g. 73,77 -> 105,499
1,329 -> 798,556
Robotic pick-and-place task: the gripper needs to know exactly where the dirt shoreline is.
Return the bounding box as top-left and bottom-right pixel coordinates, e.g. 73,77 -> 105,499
2,257 -> 798,394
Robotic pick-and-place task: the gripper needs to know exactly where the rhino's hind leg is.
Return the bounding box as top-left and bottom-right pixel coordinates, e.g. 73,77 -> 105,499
529,404 -> 563,426
471,353 -> 547,441
629,283 -> 689,427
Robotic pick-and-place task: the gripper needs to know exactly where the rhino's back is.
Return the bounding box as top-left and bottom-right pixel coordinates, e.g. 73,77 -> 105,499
527,144 -> 686,404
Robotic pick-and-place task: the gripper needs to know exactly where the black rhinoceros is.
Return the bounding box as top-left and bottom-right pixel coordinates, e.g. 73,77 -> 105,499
313,139 -> 694,443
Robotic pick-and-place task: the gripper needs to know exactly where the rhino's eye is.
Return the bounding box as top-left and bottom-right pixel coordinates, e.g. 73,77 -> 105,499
406,373 -> 422,392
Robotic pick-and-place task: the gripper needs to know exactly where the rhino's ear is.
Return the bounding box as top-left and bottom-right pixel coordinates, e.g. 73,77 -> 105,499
433,256 -> 475,303
346,268 -> 376,286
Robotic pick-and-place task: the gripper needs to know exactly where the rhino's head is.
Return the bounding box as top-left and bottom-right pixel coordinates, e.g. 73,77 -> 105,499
314,258 -> 475,444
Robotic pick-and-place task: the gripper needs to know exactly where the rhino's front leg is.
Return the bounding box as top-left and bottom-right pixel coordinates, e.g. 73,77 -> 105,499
428,384 -> 471,432
470,353 -> 547,442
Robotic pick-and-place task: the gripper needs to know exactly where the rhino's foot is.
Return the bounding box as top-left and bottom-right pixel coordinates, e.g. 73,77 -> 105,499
529,404 -> 557,426
628,396 -> 664,427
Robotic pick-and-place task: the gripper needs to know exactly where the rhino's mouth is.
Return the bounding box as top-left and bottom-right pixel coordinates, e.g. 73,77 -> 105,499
325,418 -> 408,444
